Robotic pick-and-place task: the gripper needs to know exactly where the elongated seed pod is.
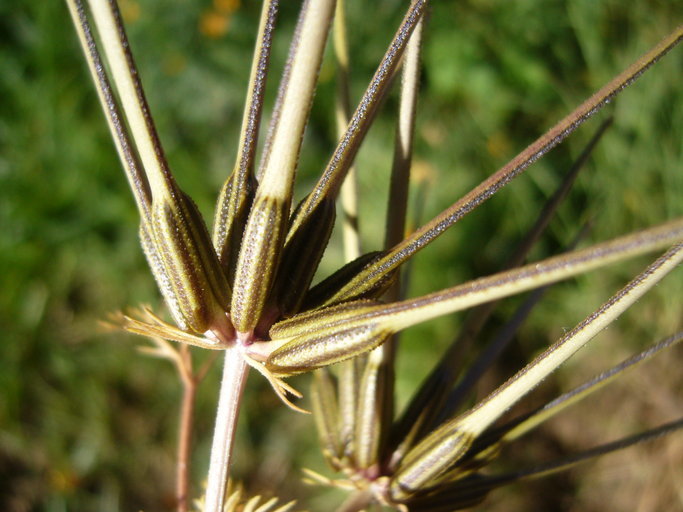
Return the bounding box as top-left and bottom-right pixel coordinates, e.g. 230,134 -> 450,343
231,0 -> 335,334
311,369 -> 343,468
269,299 -> 381,339
390,425 -> 475,502
271,197 -> 336,317
150,190 -> 232,337
301,251 -> 396,309
139,222 -> 188,331
266,323 -> 391,376
338,355 -> 362,459
354,351 -> 392,470
230,195 -> 287,333
213,171 -> 257,285
213,0 -> 279,283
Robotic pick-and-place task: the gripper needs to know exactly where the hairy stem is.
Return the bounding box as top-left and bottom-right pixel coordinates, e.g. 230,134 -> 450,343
204,349 -> 249,512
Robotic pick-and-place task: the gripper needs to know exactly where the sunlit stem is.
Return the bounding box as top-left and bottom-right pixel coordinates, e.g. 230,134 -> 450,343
500,331 -> 683,445
288,0 -> 428,237
334,0 -> 361,262
204,350 -> 249,512
379,220 -> 683,334
86,0 -> 175,198
456,243 -> 683,437
65,0 -> 151,217
176,346 -> 196,512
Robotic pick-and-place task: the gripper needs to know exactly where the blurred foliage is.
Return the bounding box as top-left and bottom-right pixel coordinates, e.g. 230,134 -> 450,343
0,1 -> 681,511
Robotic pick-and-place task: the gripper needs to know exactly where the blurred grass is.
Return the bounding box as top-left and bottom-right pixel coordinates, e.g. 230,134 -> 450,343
0,1 -> 681,511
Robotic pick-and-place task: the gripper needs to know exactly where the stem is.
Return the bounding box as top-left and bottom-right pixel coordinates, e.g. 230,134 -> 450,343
458,243 -> 683,436
177,380 -> 196,511
86,0 -> 175,196
333,0 -> 362,462
290,0 -> 428,235
335,0 -> 362,263
204,349 -> 249,512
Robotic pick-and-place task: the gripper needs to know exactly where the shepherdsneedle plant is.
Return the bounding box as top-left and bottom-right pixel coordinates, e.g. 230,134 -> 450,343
65,0 -> 682,510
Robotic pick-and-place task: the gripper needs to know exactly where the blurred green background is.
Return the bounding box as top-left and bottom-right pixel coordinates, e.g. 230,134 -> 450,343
1,1 -> 681,511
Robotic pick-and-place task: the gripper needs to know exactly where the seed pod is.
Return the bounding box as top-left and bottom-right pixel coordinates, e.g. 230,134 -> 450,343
390,424 -> 475,502
213,170 -> 257,286
212,0 -> 276,284
354,351 -> 392,470
310,369 -> 343,468
230,194 -> 287,333
139,222 -> 188,331
269,299 -> 380,339
266,323 -> 391,376
150,190 -> 232,337
337,357 -> 363,460
271,196 -> 336,317
302,251 -> 396,310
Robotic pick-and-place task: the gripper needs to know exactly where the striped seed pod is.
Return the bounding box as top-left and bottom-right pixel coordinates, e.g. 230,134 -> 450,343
266,323 -> 391,376
213,170 -> 257,286
271,196 -> 336,317
302,251 -> 396,310
230,194 -> 288,333
389,424 -> 475,502
269,299 -> 381,339
139,222 -> 189,331
149,189 -> 233,338
267,300 -> 390,376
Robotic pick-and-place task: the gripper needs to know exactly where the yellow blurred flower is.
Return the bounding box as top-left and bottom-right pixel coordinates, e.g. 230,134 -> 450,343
200,10 -> 230,39
214,0 -> 240,14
